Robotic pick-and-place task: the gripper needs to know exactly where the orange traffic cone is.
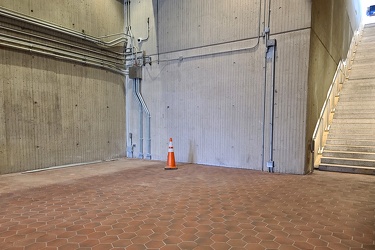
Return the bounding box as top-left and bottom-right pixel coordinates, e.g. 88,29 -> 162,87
165,138 -> 178,170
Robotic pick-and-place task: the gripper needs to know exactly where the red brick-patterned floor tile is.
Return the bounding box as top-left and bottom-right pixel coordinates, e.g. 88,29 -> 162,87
91,243 -> 112,250
243,243 -> 266,250
111,239 -> 132,248
24,242 -> 47,250
293,241 -> 315,249
0,159 -> 374,249
278,245 -> 300,250
46,238 -> 68,247
260,240 -> 280,249
58,243 -> 80,250
79,239 -> 99,248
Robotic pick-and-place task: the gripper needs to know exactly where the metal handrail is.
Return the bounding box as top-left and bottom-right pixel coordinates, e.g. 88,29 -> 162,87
311,27 -> 362,169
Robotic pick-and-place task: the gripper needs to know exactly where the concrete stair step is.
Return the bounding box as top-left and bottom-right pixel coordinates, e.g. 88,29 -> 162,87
353,63 -> 374,67
330,118 -> 375,124
336,98 -> 375,103
354,53 -> 375,59
349,65 -> 375,72
322,151 -> 375,160
363,27 -> 375,32
341,81 -> 375,86
354,49 -> 375,55
338,96 -> 375,101
349,74 -> 375,80
334,106 -> 375,111
328,131 -> 375,138
341,78 -> 375,86
324,144 -> 375,152
336,102 -> 375,107
349,66 -> 375,71
361,36 -> 375,40
357,34 -> 375,40
340,87 -> 375,93
363,37 -> 375,40
325,139 -> 375,147
329,123 -> 375,129
333,110 -> 375,116
327,133 -> 375,140
328,128 -> 375,135
358,43 -> 375,48
354,58 -> 375,62
356,41 -> 375,47
333,113 -> 375,119
333,103 -> 375,110
339,91 -> 375,96
361,34 -> 375,39
354,49 -> 375,54
339,89 -> 375,95
318,164 -> 375,175
363,26 -> 375,30
320,157 -> 375,167
361,33 -> 375,38
352,58 -> 375,65
338,95 -> 375,100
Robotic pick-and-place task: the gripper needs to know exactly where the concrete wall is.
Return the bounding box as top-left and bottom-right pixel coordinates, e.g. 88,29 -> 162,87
0,0 -> 124,37
127,0 -> 312,174
0,0 -> 126,174
306,0 -> 363,170
1,0 -> 361,175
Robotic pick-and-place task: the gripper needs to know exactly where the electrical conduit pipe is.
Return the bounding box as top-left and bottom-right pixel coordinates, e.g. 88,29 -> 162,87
133,79 -> 151,159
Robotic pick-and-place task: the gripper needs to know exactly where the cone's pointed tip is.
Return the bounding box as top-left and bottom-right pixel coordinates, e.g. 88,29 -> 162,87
169,138 -> 173,142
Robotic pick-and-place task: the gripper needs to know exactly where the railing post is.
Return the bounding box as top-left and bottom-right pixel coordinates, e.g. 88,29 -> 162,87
319,120 -> 323,153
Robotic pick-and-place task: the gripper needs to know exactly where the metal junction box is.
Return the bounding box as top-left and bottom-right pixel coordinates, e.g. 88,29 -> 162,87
129,66 -> 142,79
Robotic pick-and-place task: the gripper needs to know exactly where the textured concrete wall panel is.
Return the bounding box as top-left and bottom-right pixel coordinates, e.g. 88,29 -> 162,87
0,49 -> 7,171
269,0 -> 312,34
0,0 -> 124,37
0,50 -> 126,174
0,0 -> 125,174
0,0 -> 30,14
126,0 -> 312,174
157,0 -> 262,53
272,30 -> 311,174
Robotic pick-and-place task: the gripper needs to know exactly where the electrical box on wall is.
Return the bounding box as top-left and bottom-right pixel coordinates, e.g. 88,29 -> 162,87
129,66 -> 142,79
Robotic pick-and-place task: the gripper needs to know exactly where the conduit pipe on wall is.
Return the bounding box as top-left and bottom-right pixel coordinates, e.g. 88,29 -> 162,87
125,0 -> 135,158
266,39 -> 277,173
133,79 -> 144,158
138,79 -> 151,160
125,0 -> 151,160
0,25 -> 125,58
133,78 -> 151,159
262,0 -> 277,172
0,40 -> 125,75
0,7 -> 128,47
155,42 -> 259,63
0,33 -> 123,66
0,8 -> 127,74
262,44 -> 268,171
138,18 -> 150,43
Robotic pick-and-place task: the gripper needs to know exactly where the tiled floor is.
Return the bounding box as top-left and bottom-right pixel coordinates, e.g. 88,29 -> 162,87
0,159 -> 374,250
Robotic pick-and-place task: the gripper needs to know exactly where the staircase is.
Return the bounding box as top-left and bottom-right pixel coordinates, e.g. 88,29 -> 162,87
319,23 -> 375,175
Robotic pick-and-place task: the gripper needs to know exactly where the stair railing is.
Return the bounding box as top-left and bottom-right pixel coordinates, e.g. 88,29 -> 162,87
311,28 -> 362,169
